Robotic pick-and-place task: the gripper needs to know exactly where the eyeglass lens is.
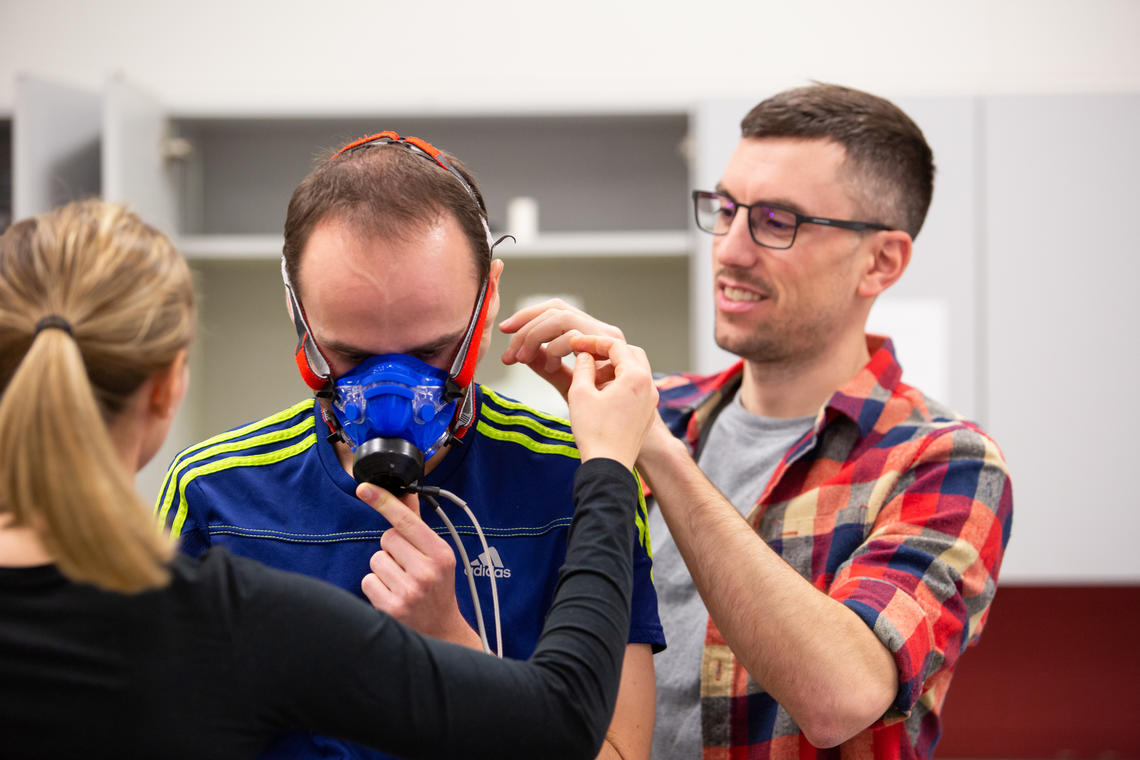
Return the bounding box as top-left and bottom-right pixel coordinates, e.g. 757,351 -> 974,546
695,193 -> 797,247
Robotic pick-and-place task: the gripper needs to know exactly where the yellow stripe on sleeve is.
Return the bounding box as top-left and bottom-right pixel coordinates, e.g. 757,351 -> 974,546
474,420 -> 580,459
168,432 -> 318,538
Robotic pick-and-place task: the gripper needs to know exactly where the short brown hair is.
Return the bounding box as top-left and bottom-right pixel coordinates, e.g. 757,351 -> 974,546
283,140 -> 491,300
740,83 -> 935,238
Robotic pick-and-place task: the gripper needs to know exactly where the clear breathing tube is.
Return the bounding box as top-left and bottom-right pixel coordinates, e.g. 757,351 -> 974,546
414,486 -> 502,658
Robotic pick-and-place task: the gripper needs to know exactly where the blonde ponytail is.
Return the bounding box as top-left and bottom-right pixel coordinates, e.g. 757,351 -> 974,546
0,200 -> 195,592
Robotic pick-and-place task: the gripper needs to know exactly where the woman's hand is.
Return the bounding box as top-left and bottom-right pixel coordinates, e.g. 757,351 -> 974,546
565,334 -> 658,471
499,299 -> 624,400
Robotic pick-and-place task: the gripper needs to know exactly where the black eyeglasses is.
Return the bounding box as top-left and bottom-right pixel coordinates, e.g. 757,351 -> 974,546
692,190 -> 892,250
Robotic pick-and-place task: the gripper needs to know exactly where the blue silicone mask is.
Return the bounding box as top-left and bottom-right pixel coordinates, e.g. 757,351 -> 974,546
330,353 -> 457,460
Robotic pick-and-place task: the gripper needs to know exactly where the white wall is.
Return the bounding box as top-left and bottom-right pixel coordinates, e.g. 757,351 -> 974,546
2,0 -> 1139,115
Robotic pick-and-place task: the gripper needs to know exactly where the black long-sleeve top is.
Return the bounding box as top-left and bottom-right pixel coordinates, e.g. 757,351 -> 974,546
0,459 -> 636,759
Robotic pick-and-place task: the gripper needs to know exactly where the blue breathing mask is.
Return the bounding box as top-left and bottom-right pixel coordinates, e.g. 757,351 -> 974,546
331,353 -> 458,462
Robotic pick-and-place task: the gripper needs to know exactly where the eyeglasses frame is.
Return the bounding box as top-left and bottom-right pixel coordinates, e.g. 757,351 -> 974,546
691,190 -> 893,250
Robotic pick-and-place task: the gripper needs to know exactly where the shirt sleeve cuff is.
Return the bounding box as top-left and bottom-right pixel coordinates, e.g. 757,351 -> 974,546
831,575 -> 936,717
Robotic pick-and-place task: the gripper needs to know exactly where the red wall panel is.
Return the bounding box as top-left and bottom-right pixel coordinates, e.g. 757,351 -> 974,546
938,586 -> 1140,758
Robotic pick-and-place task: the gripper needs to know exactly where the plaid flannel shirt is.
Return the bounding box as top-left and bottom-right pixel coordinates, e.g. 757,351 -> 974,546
656,336 -> 1013,759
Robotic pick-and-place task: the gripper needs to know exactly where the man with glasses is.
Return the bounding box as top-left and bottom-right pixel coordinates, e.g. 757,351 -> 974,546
501,84 -> 1012,757
157,133 -> 664,760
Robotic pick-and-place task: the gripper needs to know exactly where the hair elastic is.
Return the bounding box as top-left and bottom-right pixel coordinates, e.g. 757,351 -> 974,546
35,315 -> 73,337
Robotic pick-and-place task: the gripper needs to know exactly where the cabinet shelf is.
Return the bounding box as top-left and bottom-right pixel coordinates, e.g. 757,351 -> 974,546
176,231 -> 693,260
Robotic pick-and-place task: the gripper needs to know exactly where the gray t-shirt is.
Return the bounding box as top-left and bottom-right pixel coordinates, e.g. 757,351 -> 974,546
649,390 -> 813,759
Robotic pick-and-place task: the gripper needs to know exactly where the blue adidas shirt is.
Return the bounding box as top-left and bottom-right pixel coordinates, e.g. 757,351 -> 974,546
156,385 -> 663,760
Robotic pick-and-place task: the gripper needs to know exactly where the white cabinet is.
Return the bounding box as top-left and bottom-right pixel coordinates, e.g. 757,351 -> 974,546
983,93 -> 1140,584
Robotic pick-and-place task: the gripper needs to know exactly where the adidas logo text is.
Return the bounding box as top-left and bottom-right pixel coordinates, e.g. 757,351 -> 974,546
466,546 -> 512,579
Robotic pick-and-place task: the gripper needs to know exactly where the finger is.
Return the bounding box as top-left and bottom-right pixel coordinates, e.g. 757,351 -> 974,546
568,333 -> 617,359
629,344 -> 653,376
381,511 -> 456,570
379,528 -> 418,566
569,334 -> 631,373
566,339 -> 623,392
536,329 -> 583,371
609,344 -> 654,395
592,361 -> 617,387
570,350 -> 597,391
370,547 -> 403,580
498,298 -> 573,334
361,571 -> 401,610
625,345 -> 656,392
503,308 -> 623,365
368,550 -> 412,596
501,310 -> 571,364
570,334 -> 650,383
571,338 -> 654,407
542,329 -> 582,377
382,525 -> 457,585
358,483 -> 428,538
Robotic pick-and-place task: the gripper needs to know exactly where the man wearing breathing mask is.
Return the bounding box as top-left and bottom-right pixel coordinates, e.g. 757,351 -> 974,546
156,133 -> 663,760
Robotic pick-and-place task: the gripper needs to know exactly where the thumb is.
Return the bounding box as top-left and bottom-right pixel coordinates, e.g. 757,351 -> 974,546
571,351 -> 596,391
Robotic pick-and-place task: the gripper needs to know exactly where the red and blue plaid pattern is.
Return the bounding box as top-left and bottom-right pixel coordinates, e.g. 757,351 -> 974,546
656,336 -> 1013,759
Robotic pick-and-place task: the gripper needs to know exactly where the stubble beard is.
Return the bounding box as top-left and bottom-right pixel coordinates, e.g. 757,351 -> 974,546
712,265 -> 847,369
716,319 -> 797,366
714,307 -> 840,370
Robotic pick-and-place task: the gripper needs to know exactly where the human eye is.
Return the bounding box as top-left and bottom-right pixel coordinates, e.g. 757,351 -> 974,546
754,206 -> 795,231
409,349 -> 443,363
409,340 -> 459,369
336,350 -> 372,370
715,194 -> 737,218
745,205 -> 798,246
756,206 -> 793,227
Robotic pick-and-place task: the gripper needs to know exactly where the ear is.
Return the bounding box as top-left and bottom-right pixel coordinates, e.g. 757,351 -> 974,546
149,350 -> 190,420
285,289 -> 296,326
476,259 -> 505,362
856,230 -> 912,298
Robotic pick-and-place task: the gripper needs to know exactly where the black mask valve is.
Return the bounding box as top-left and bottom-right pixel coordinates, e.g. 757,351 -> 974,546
352,437 -> 424,494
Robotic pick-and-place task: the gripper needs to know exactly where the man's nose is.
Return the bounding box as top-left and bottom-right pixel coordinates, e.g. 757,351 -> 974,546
712,208 -> 761,269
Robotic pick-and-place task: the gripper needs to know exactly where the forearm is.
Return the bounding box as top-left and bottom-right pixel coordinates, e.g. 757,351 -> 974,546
280,458 -> 638,759
638,425 -> 896,747
445,621 -> 485,651
594,643 -> 654,760
596,739 -> 628,760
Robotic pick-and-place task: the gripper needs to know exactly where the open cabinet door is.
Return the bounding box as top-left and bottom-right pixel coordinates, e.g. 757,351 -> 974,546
104,73 -> 200,507
12,74 -> 101,219
103,72 -> 180,233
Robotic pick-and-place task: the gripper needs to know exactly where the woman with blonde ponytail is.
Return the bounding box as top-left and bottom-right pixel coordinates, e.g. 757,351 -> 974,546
0,200 -> 661,759
0,199 -> 193,593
